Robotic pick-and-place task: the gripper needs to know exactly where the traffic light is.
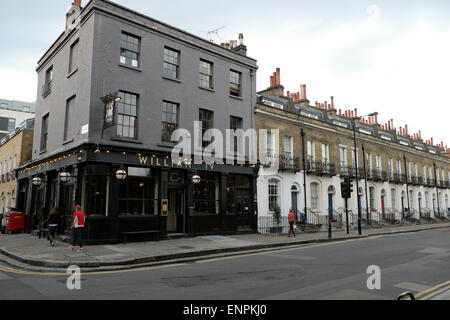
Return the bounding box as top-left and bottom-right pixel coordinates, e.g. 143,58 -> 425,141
347,177 -> 354,194
341,177 -> 354,199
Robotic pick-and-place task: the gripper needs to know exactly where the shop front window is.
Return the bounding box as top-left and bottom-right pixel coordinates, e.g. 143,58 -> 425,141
227,174 -> 251,215
83,165 -> 109,216
119,176 -> 158,216
193,172 -> 219,214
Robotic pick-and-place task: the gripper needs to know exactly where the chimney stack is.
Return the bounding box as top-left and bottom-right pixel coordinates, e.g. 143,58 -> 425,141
270,76 -> 274,87
72,0 -> 82,6
273,72 -> 277,87
276,68 -> 281,86
302,85 -> 307,100
331,96 -> 335,109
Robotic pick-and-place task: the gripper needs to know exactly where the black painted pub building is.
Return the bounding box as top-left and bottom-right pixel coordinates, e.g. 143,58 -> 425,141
16,145 -> 258,244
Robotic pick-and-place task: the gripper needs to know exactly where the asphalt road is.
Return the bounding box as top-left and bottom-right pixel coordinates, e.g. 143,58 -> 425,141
1,228 -> 449,301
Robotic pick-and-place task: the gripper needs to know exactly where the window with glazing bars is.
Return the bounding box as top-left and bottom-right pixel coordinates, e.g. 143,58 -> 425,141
120,33 -> 140,68
199,109 -> 213,148
117,91 -> 138,139
40,114 -> 49,151
199,60 -> 213,89
163,47 -> 179,79
230,116 -> 243,153
229,70 -> 241,97
162,101 -> 178,142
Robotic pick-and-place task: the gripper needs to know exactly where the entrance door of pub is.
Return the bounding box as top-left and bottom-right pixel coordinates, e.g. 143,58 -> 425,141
167,188 -> 185,234
60,184 -> 74,234
235,190 -> 251,230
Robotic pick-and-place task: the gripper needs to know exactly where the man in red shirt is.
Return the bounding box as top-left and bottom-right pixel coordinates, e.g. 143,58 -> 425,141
288,209 -> 296,237
70,205 -> 85,252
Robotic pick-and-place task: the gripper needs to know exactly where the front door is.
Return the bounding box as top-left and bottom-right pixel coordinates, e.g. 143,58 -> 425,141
381,196 -> 385,219
167,188 -> 185,233
292,191 -> 298,219
328,194 -> 333,221
167,189 -> 177,233
236,190 -> 251,229
61,184 -> 74,234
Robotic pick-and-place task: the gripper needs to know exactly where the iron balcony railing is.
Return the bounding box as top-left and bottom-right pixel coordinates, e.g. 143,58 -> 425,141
367,169 -> 388,181
262,152 -> 277,168
426,178 -> 435,187
340,165 -> 364,178
307,160 -> 336,176
411,176 -> 420,185
279,154 -> 301,172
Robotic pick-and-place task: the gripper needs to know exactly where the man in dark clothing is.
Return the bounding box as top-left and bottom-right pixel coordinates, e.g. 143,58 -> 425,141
44,208 -> 61,247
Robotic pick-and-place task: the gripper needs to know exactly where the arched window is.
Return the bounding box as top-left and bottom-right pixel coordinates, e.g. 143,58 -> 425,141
425,191 -> 430,209
310,182 -> 320,210
328,186 -> 336,194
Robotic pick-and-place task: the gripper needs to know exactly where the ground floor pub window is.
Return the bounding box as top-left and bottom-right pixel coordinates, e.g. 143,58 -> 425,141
227,174 -> 250,215
193,172 -> 219,214
82,165 -> 109,216
119,167 -> 158,216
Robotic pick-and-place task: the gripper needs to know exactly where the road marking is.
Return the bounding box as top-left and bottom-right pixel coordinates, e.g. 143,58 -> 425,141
415,280 -> 450,300
419,284 -> 450,300
0,263 -> 187,277
394,282 -> 431,293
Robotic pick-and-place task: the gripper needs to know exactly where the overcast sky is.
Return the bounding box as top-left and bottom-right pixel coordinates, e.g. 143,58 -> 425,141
0,0 -> 449,148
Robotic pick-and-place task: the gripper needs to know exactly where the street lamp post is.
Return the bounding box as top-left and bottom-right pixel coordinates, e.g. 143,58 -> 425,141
351,112 -> 378,236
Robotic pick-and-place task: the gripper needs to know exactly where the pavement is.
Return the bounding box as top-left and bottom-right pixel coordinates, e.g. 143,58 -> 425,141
1,221 -> 450,273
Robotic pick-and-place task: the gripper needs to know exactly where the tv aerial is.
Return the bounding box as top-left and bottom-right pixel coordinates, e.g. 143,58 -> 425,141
206,26 -> 226,43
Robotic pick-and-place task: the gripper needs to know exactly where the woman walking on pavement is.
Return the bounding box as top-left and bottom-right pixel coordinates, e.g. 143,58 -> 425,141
70,205 -> 85,252
288,209 -> 296,238
44,207 -> 61,246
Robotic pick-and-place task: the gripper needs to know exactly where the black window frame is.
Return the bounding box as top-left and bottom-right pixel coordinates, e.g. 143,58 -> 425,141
119,176 -> 159,216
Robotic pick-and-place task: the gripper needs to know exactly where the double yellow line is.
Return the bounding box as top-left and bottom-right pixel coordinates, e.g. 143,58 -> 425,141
415,280 -> 450,300
0,263 -> 187,277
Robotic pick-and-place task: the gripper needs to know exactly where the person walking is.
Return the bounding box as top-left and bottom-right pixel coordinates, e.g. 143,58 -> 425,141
70,205 -> 85,252
288,209 -> 296,237
44,207 -> 61,246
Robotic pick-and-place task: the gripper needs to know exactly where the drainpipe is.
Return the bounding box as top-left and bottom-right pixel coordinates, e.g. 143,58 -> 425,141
301,129 -> 307,223
362,144 -> 370,221
433,163 -> 441,217
404,155 -> 410,218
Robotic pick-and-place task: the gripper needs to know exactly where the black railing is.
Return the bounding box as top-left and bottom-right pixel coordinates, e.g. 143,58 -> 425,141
367,169 -> 387,181
258,216 -> 290,234
340,166 -> 364,178
307,160 -> 336,176
427,179 -> 435,187
279,155 -> 301,172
